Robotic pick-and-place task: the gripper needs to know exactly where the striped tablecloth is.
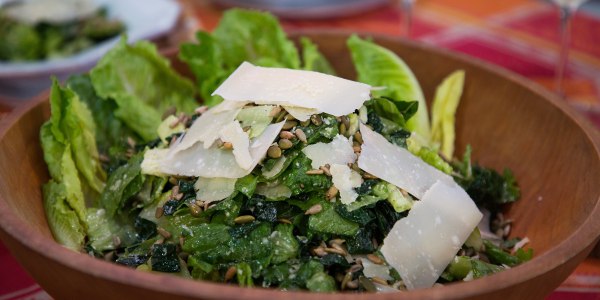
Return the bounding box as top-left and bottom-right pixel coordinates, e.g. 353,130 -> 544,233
1,0 -> 599,299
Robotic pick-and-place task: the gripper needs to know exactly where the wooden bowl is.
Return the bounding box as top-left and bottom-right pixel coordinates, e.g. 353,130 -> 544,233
1,31 -> 599,300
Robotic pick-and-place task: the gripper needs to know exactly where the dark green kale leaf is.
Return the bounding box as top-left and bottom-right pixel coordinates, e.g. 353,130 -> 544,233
151,243 -> 180,273
99,152 -> 145,217
308,201 -> 359,236
281,153 -> 331,196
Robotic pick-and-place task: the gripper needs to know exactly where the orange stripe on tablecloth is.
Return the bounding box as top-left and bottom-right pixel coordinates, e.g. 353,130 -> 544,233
419,0 -> 530,18
417,2 -> 600,69
556,258 -> 600,292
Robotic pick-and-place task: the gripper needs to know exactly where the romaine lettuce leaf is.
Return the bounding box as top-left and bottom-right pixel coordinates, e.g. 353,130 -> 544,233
43,181 -> 85,251
430,70 -> 465,159
300,37 -> 335,75
66,74 -> 139,159
90,38 -> 197,141
180,9 -> 304,106
47,79 -> 106,194
348,35 -> 430,142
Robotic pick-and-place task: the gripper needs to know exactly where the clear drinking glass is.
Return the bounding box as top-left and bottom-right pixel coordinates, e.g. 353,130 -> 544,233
399,0 -> 416,37
549,0 -> 589,97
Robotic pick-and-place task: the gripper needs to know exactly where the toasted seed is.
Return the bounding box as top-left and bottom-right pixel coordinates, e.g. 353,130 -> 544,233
371,238 -> 379,249
234,215 -> 256,224
179,237 -> 185,248
286,113 -> 296,121
269,106 -> 282,117
306,169 -> 324,175
353,145 -> 361,153
354,131 -> 363,144
310,114 -> 323,126
346,279 -> 359,289
279,130 -> 295,140
367,253 -> 384,265
171,185 -> 180,197
339,123 -> 347,136
242,126 -> 251,132
278,218 -> 292,224
225,266 -> 237,282
222,142 -> 233,150
195,200 -> 204,207
305,204 -> 323,215
341,272 -> 353,290
359,276 -> 377,292
328,239 -> 345,247
349,264 -> 363,273
363,172 -> 378,179
326,186 -> 339,200
371,276 -> 388,286
325,247 -> 347,256
112,236 -> 121,248
300,120 -> 311,126
295,128 -> 307,143
154,237 -> 165,245
194,105 -> 209,115
173,192 -> 184,201
190,203 -> 202,216
267,145 -> 282,158
503,224 -> 511,237
330,243 -> 348,256
282,120 -> 298,130
169,118 -> 181,129
278,138 -> 293,149
155,207 -> 164,219
320,165 -> 331,176
158,227 -> 172,239
312,247 -> 327,257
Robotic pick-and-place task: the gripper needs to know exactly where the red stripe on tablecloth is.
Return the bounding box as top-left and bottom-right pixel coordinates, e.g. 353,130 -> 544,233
0,243 -> 37,295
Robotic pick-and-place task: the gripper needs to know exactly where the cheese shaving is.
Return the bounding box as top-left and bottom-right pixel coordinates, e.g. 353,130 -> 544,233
212,62 -> 372,116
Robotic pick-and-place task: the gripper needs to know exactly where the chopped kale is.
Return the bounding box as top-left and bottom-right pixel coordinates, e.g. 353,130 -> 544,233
150,243 -> 180,273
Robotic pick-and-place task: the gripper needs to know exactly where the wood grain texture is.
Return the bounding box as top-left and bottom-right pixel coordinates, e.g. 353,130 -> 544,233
0,31 -> 599,300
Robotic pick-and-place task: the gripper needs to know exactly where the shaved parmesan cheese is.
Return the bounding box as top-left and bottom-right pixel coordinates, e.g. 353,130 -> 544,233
210,100 -> 249,113
141,121 -> 285,178
171,105 -> 241,153
302,135 -> 356,169
219,121 -> 252,170
194,177 -> 237,203
380,180 -> 483,290
282,106 -> 319,122
212,62 -> 372,116
361,257 -> 392,281
357,123 -> 454,198
330,164 -> 362,205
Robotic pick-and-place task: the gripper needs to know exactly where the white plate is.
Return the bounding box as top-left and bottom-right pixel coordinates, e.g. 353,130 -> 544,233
0,0 -> 180,98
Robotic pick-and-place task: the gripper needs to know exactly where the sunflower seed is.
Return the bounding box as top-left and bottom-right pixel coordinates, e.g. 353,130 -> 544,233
295,128 -> 307,143
267,145 -> 282,158
225,266 -> 237,282
310,114 -> 323,126
326,186 -> 339,200
157,227 -> 171,239
282,120 -> 298,130
278,139 -> 293,149
305,169 -> 324,175
305,204 -> 323,215
279,130 -> 295,140
367,253 -> 384,265
234,215 -> 256,224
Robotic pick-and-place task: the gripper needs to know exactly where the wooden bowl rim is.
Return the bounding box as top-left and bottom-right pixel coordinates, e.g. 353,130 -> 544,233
1,30 -> 599,299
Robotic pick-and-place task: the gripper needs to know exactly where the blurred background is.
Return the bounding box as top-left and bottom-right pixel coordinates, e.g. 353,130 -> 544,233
0,0 -> 599,299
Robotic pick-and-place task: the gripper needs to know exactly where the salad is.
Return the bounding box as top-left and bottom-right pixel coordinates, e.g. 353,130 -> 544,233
0,0 -> 125,61
40,9 -> 531,292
